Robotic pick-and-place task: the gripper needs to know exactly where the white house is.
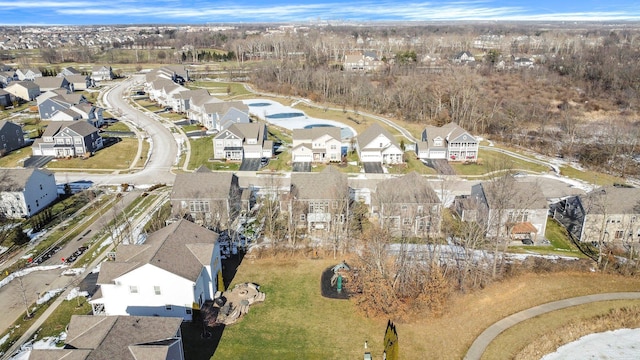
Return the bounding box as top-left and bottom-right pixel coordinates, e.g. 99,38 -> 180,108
91,65 -> 114,81
0,168 -> 58,218
213,123 -> 272,161
291,127 -> 342,164
356,123 -> 403,165
418,122 -> 478,162
90,219 -> 222,321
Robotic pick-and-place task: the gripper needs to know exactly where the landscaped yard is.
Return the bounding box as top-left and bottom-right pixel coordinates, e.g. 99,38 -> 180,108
559,165 -> 625,186
212,257 -> 640,360
188,136 -> 214,170
45,137 -> 138,170
451,149 -> 550,176
0,147 -> 31,167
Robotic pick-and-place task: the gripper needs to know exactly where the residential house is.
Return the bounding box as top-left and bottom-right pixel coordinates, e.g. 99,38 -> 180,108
32,121 -> 103,158
356,123 -> 403,165
34,76 -> 71,92
57,66 -> 82,77
291,127 -> 342,164
37,92 -> 101,126
64,74 -> 92,91
514,57 -> 534,68
186,90 -> 222,125
417,122 -> 478,162
344,51 -> 385,72
29,315 -> 185,360
171,167 -> 241,230
0,89 -> 11,107
553,186 -> 640,244
91,65 -> 114,81
287,166 -> 349,232
0,120 -> 25,155
90,219 -> 222,321
5,81 -> 41,102
462,177 -> 548,241
202,101 -> 250,132
213,123 -> 272,161
147,77 -> 188,110
70,103 -> 104,127
453,51 -> 476,64
0,70 -> 16,87
16,68 -> 42,81
173,88 -> 210,114
0,168 -> 57,218
372,172 -> 442,237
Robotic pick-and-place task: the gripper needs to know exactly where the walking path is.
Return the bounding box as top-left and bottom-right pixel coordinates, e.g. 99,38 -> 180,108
464,292 -> 640,360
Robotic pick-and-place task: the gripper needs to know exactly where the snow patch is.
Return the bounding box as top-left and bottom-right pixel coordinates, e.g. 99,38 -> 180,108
37,289 -> 63,305
542,328 -> 640,360
65,287 -> 88,301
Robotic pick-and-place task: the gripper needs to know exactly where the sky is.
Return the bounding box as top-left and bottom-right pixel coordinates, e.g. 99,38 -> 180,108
3,0 -> 640,25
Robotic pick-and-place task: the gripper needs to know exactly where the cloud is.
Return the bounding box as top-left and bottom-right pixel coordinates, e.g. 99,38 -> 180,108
6,0 -> 640,23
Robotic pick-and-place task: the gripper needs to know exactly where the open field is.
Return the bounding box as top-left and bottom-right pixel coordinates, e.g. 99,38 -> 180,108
483,300 -> 640,359
452,149 -> 550,176
559,165 -> 624,186
213,257 -> 640,360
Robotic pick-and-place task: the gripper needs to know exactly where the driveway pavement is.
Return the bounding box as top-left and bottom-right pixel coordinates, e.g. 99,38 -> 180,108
363,162 -> 384,174
464,292 -> 640,360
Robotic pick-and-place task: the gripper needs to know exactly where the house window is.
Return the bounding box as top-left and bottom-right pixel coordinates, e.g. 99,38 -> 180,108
615,230 -> 624,239
186,308 -> 192,315
300,214 -> 306,221
401,204 -> 408,212
129,286 -> 138,294
417,206 -> 424,214
332,201 -> 339,209
331,144 -> 337,150
154,286 -> 161,295
403,218 -> 412,226
165,305 -> 172,311
632,216 -> 637,223
523,212 -> 529,222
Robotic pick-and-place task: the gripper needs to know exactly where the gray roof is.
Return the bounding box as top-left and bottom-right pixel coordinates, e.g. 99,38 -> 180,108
291,166 -> 348,199
59,315 -> 182,360
479,178 -> 547,210
0,168 -> 50,191
227,123 -> 264,143
44,121 -> 99,137
422,122 -> 476,147
34,76 -> 67,89
357,123 -> 399,150
8,80 -> 40,90
203,100 -> 248,115
292,127 -> 341,142
97,219 -> 218,284
172,168 -> 237,200
374,172 -> 440,204
65,74 -> 90,83
579,186 -> 640,214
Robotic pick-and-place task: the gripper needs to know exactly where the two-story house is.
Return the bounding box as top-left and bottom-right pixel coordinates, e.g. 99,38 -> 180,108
417,122 -> 478,162
5,81 -> 41,102
91,65 -> 114,82
0,168 -> 58,218
171,167 -> 241,230
57,66 -> 82,77
31,121 -> 103,158
213,123 -> 272,161
0,120 -> 25,156
90,219 -> 222,321
461,177 -> 548,242
287,166 -> 349,232
553,186 -> 640,244
16,68 -> 42,81
372,172 -> 442,237
29,315 -> 185,360
33,76 -> 71,92
344,51 -> 385,72
356,123 -> 403,165
64,74 -> 92,91
202,101 -> 250,132
291,127 -> 342,165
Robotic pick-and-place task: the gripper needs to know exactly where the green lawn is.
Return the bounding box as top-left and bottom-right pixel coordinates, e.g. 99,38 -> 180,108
188,81 -> 251,99
35,297 -> 92,342
46,137 -> 138,170
386,153 -> 437,175
451,149 -> 549,176
545,217 -> 578,251
0,148 -> 31,167
213,258 -> 385,360
104,121 -> 130,132
559,165 -> 625,186
188,136 -> 214,170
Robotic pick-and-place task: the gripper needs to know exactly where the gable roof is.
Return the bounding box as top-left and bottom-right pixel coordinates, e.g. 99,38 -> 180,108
479,178 -> 547,210
375,172 -> 440,204
579,186 -> 640,214
0,168 -> 50,192
227,122 -> 264,142
291,166 -> 348,199
292,127 -> 341,142
41,121 -> 98,137
171,169 -> 237,200
34,76 -> 68,89
202,100 -> 248,115
423,122 -> 476,147
357,123 -> 399,149
97,219 -> 218,284
59,315 -> 182,360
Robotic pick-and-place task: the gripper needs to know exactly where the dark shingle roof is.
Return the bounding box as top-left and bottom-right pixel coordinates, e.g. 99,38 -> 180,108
171,170 -> 237,200
97,219 -> 218,284
291,166 -> 348,199
375,172 -> 440,204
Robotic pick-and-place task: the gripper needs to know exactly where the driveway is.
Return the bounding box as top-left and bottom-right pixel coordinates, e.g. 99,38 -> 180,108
363,162 -> 384,174
292,162 -> 311,172
239,158 -> 261,171
23,156 -> 54,168
464,292 -> 640,360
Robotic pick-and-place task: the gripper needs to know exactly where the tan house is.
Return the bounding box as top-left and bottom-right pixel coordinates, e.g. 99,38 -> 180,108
344,51 -> 385,72
291,127 -> 342,165
372,172 -> 442,237
356,123 -> 403,165
5,81 -> 41,102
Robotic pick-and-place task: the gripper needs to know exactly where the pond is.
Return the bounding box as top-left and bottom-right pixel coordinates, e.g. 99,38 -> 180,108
266,112 -> 305,119
247,102 -> 271,107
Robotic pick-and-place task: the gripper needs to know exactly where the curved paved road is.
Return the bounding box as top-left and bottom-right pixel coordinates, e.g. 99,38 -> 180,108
464,292 -> 640,360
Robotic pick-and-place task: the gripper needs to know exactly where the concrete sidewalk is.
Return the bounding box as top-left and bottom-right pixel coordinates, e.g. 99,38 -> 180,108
464,292 -> 640,360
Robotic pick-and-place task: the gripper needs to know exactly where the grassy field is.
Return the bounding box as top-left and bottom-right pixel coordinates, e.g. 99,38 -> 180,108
45,137 -> 138,170
483,300 -> 640,359
188,81 -> 251,99
187,136 -> 214,170
559,165 -> 624,186
0,147 -> 31,167
104,121 -> 130,132
451,149 -> 550,176
35,297 -> 92,342
213,257 -> 640,360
